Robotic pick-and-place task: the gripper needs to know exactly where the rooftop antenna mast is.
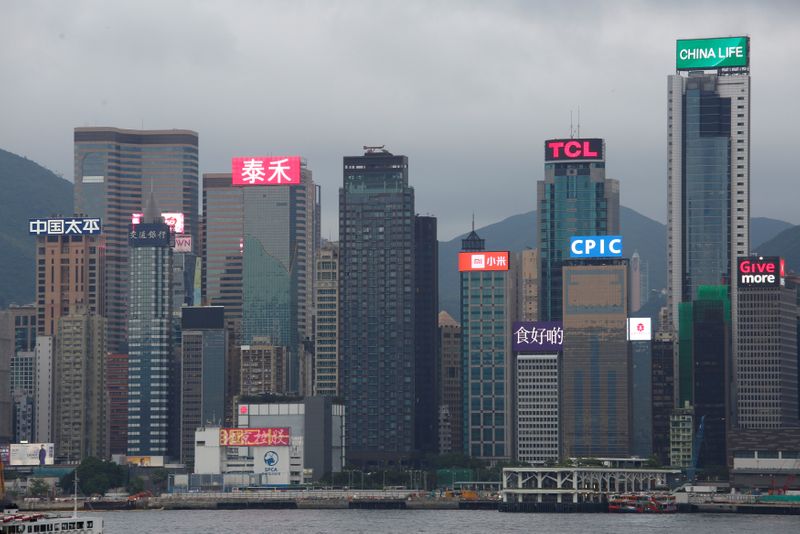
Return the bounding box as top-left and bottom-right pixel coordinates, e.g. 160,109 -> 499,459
577,105 -> 581,138
569,110 -> 574,138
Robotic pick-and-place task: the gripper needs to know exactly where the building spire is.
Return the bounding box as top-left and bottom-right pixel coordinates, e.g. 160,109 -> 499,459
143,181 -> 160,224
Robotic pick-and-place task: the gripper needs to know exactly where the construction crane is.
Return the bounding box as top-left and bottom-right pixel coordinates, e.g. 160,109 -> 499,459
686,415 -> 706,483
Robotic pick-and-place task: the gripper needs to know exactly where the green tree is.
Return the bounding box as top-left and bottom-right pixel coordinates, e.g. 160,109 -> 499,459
28,479 -> 50,498
126,477 -> 145,495
60,457 -> 126,496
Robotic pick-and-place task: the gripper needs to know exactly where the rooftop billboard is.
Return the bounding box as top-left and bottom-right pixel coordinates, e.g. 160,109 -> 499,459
676,36 -> 748,71
131,212 -> 185,234
10,443 -> 54,466
544,138 -> 603,161
219,427 -> 291,447
232,156 -> 301,186
513,321 -> 564,352
569,236 -> 623,258
29,217 -> 101,236
737,257 -> 784,288
458,251 -> 510,272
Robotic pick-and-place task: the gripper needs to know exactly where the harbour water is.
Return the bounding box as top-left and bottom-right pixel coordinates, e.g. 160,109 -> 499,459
99,509 -> 799,533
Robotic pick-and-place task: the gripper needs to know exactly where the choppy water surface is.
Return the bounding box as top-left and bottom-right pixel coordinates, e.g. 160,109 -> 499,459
99,509 -> 799,533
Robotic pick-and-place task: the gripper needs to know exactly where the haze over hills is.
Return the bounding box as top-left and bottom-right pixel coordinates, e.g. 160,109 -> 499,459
0,148 -> 73,308
756,225 -> 800,274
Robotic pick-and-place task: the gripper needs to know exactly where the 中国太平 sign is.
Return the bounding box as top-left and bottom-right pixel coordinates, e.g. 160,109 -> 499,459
676,37 -> 748,70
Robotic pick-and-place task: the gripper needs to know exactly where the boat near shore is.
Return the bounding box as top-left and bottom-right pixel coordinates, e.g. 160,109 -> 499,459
608,493 -> 677,513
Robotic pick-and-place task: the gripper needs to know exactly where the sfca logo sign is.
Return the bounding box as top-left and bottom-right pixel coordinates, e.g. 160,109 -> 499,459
570,236 -> 622,258
627,318 -> 652,341
458,251 -> 510,272
232,156 -> 301,186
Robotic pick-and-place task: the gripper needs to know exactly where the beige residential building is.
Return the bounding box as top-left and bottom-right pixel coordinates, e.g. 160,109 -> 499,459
240,340 -> 288,397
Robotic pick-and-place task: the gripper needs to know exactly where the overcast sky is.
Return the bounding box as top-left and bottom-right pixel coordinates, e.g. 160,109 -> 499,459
1,0 -> 798,240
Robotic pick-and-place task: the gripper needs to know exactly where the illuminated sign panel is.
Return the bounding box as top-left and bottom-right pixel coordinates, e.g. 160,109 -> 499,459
458,251 -> 510,272
627,318 -> 652,341
676,36 -> 748,70
570,236 -> 622,258
219,427 -> 291,447
232,156 -> 301,186
9,443 -> 55,466
737,256 -> 783,287
126,455 -> 165,467
131,212 -> 185,234
129,223 -> 170,247
544,138 -> 603,161
29,217 -> 101,236
173,234 -> 192,253
513,321 -> 564,352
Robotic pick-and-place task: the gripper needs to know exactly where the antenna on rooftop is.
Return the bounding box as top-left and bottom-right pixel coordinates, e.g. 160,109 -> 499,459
577,105 -> 581,137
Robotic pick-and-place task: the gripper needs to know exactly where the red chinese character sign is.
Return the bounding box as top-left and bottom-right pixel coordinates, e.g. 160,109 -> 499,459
219,427 -> 291,447
458,251 -> 510,272
232,156 -> 301,186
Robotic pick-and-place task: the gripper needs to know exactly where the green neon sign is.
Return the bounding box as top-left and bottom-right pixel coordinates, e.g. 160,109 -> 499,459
676,36 -> 748,70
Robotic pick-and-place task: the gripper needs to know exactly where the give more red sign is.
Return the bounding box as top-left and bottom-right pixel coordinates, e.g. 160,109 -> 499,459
231,156 -> 302,186
544,138 -> 604,161
737,257 -> 784,287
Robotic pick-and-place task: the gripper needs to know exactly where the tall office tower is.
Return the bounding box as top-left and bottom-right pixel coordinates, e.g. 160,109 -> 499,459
677,285 -> 730,468
180,306 -> 227,468
734,257 -> 797,429
516,353 -> 559,465
437,311 -> 462,455
651,331 -> 675,465
202,173 -> 244,422
0,311 -> 12,444
10,305 -> 37,352
517,249 -> 539,321
74,127 -> 198,352
127,197 -> 173,458
54,308 -> 107,462
34,336 -> 53,442
340,147 -> 415,466
667,37 -> 750,335
239,341 -> 288,396
414,215 -> 438,455
239,159 -> 317,395
561,259 -> 631,458
313,243 -> 339,396
538,138 -> 619,322
11,350 -> 36,443
34,230 -> 104,337
631,251 -> 643,312
459,234 -> 515,460
106,353 -> 128,455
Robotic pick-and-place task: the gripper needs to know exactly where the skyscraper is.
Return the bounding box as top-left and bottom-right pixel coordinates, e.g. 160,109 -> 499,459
538,138 -> 619,321
74,127 -> 198,352
54,308 -> 107,462
517,248 -> 539,322
561,259 -> 631,458
180,306 -> 227,468
313,243 -> 339,396
651,331 -> 675,465
0,311 -> 12,445
106,353 -> 128,455
414,215 -> 438,455
437,311 -> 461,454
239,159 -> 317,394
667,37 -> 750,331
459,234 -> 515,460
339,147 -> 415,466
127,195 -> 173,458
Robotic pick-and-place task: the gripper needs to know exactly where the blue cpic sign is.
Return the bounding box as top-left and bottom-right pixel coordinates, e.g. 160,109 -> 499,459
569,236 -> 622,258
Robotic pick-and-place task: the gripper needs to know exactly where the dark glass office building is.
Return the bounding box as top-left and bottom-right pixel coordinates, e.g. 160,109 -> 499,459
414,215 -> 438,455
651,332 -> 675,465
537,139 -> 619,321
339,148 -> 415,466
74,127 -> 198,353
678,285 -> 730,469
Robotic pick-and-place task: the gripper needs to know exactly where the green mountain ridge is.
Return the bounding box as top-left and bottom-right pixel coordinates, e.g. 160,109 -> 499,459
0,148 -> 73,307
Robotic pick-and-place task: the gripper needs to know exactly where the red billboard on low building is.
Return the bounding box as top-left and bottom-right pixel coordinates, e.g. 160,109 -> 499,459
231,156 -> 301,186
219,427 -> 291,447
458,251 -> 510,272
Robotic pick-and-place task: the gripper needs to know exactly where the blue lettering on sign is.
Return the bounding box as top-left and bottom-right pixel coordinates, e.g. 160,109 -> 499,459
569,236 -> 623,258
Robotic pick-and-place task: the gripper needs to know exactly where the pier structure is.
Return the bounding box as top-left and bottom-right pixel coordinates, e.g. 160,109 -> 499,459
501,466 -> 680,505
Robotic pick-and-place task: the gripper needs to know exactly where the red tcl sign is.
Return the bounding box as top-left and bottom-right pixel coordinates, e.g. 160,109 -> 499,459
544,138 -> 604,161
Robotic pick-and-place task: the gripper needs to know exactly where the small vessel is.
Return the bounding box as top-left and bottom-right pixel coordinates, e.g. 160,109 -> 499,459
1,508 -> 104,533
608,493 -> 677,513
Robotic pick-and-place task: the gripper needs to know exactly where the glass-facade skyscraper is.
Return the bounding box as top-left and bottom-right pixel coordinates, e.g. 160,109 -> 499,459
537,139 -> 619,321
414,215 -> 438,455
339,148 -> 415,466
74,127 -> 198,353
127,198 -> 173,458
459,231 -> 515,461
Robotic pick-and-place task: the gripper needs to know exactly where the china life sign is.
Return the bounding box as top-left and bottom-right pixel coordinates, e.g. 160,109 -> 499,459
676,36 -> 748,70
231,156 -> 302,186
513,321 -> 564,352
